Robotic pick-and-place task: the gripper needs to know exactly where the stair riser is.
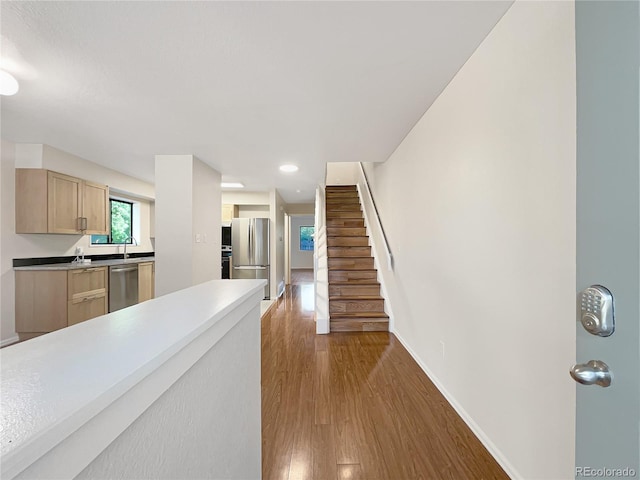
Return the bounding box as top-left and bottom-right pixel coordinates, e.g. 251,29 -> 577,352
329,271 -> 378,283
326,193 -> 359,199
330,299 -> 385,314
327,237 -> 369,247
326,205 -> 362,212
326,197 -> 361,204
327,211 -> 364,219
328,246 -> 371,257
330,321 -> 389,332
329,257 -> 374,270
329,285 -> 381,297
326,219 -> 365,228
327,227 -> 366,236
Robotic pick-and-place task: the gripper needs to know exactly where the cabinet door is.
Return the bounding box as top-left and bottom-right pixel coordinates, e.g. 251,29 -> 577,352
68,292 -> 107,326
15,169 -> 49,233
221,204 -> 238,223
82,181 -> 109,234
47,171 -> 82,233
15,270 -> 68,333
138,262 -> 155,303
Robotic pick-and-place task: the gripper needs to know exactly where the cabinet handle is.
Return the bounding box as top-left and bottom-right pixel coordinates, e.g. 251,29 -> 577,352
81,294 -> 101,302
76,217 -> 88,231
83,268 -> 101,272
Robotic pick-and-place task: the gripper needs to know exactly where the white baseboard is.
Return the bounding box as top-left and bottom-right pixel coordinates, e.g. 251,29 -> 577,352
1,336 -> 19,348
392,329 -> 522,480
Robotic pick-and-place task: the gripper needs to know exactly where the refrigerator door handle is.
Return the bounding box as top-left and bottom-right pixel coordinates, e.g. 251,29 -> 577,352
233,266 -> 267,270
248,220 -> 253,264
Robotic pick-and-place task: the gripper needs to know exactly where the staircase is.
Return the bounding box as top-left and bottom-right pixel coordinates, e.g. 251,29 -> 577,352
326,185 -> 389,332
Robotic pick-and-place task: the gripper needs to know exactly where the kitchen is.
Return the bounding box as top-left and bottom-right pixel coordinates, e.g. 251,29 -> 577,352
1,143 -> 157,346
1,143 -> 292,346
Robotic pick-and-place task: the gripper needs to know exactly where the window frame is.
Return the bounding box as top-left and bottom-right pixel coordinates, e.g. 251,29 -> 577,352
90,198 -> 134,245
299,225 -> 315,251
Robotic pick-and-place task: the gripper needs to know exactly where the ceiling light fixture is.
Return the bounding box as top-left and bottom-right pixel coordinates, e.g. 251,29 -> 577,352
0,70 -> 19,96
221,182 -> 244,188
279,164 -> 298,173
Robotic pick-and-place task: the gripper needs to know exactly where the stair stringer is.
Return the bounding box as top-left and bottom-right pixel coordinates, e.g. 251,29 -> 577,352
355,182 -> 395,333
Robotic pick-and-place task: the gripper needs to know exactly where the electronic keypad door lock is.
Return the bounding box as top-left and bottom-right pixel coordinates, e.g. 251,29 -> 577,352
578,285 -> 614,336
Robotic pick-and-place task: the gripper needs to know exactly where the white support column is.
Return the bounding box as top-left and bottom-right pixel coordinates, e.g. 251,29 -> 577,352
155,155 -> 221,296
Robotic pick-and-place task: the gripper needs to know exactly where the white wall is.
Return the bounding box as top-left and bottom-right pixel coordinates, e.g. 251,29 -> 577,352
154,155 -> 194,297
326,162 -> 358,186
237,205 -> 269,218
364,2 -> 576,479
36,144 -> 155,200
286,203 -> 315,215
290,215 -> 314,269
75,302 -> 261,480
222,191 -> 270,205
192,158 -> 221,284
1,141 -> 155,345
155,155 -> 221,296
269,189 -> 286,298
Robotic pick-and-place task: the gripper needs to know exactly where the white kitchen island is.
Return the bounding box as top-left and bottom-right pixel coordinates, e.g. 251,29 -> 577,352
1,279 -> 265,480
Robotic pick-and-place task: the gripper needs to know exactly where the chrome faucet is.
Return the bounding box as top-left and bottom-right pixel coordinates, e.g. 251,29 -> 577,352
123,236 -> 138,259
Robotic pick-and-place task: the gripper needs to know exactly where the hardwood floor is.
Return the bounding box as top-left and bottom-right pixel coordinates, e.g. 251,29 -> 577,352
262,276 -> 508,480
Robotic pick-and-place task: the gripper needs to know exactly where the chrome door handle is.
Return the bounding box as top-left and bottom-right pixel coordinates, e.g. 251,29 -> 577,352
570,360 -> 612,387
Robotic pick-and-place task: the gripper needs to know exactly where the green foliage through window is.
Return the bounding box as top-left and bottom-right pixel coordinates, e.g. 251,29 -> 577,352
300,226 -> 314,251
91,199 -> 133,245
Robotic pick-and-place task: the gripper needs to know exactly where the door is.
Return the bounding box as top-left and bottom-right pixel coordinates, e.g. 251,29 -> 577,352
138,262 -> 155,303
47,171 -> 81,233
574,2 -> 639,477
82,180 -> 109,234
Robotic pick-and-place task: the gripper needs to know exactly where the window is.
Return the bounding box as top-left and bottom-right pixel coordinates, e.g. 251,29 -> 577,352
300,226 -> 314,251
91,199 -> 133,244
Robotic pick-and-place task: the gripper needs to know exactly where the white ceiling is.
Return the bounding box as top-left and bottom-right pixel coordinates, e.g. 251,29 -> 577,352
1,1 -> 512,203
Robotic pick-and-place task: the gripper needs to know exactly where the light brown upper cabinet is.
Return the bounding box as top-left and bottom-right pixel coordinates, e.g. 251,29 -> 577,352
16,169 -> 109,234
222,204 -> 238,223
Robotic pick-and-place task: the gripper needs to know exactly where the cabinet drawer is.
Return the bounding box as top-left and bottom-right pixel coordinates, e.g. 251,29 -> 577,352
68,292 -> 107,326
68,267 -> 107,300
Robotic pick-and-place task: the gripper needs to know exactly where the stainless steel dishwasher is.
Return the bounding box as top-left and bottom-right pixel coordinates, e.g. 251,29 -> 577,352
109,264 -> 139,312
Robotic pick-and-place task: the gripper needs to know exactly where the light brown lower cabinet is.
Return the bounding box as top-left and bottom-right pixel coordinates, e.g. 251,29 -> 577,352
138,262 -> 155,303
15,266 -> 108,340
15,270 -> 68,336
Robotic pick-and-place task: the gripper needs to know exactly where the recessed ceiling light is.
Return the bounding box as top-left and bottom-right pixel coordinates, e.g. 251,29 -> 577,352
0,71 -> 19,96
279,164 -> 298,173
221,182 -> 244,188
296,189 -> 301,193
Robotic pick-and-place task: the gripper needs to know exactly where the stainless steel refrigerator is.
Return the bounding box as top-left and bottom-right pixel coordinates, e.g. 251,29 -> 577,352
231,218 -> 270,299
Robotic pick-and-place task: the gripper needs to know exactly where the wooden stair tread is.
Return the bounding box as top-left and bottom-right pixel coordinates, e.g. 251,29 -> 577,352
329,256 -> 373,259
329,295 -> 384,300
330,312 -> 389,319
329,281 -> 380,286
329,269 -> 377,272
